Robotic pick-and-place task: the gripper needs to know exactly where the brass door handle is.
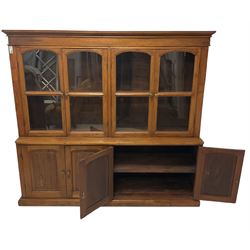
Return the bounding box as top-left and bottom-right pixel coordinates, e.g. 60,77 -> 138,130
66,170 -> 71,178
81,192 -> 86,200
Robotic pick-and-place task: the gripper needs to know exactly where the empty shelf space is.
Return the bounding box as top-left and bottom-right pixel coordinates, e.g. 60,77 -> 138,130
114,146 -> 197,173
114,173 -> 194,197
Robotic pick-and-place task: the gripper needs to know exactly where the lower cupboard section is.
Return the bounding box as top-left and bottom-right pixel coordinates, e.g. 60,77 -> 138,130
18,144 -> 200,206
110,173 -> 199,206
18,173 -> 199,206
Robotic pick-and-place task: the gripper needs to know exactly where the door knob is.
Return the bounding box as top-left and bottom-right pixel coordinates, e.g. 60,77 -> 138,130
81,192 -> 86,200
66,170 -> 71,178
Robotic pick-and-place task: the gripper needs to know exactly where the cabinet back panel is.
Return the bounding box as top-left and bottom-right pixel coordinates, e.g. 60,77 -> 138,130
114,146 -> 197,173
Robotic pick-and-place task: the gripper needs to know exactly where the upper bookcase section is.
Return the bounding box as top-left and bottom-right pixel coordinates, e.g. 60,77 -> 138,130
2,30 -> 215,47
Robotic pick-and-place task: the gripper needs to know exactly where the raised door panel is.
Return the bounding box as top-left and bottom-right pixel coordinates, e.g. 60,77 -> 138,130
65,146 -> 108,198
194,147 -> 245,202
22,145 -> 66,198
80,147 -> 113,219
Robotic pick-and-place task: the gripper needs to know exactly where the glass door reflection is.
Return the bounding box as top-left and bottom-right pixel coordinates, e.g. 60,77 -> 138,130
114,51 -> 152,134
65,50 -> 107,135
156,51 -> 196,134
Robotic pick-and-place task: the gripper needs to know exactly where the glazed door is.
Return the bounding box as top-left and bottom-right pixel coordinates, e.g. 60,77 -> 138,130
63,49 -> 109,136
154,49 -> 200,136
18,48 -> 66,136
111,49 -> 155,136
194,147 -> 245,202
80,147 -> 113,219
21,145 -> 66,198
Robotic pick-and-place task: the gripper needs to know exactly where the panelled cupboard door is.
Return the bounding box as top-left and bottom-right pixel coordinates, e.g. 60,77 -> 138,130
79,147 -> 113,219
21,145 -> 66,198
194,147 -> 245,203
65,145 -> 109,198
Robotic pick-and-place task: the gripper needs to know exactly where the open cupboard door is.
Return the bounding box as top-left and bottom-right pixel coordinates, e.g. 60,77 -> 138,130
79,147 -> 113,219
194,147 -> 244,203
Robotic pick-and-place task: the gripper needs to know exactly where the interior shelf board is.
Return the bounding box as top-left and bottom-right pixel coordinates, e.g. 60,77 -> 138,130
114,153 -> 196,173
114,165 -> 195,173
108,193 -> 199,206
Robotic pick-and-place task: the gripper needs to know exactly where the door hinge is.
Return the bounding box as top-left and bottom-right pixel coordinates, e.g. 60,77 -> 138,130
8,46 -> 13,54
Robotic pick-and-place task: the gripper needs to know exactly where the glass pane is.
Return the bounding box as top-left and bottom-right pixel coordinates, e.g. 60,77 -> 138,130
70,97 -> 103,131
67,52 -> 102,92
116,97 -> 148,131
116,52 -> 150,91
27,96 -> 62,130
157,97 -> 191,131
159,52 -> 195,92
23,50 -> 60,91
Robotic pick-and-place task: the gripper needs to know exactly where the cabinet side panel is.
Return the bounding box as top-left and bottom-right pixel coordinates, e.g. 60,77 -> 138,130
16,144 -> 27,197
9,47 -> 26,136
193,47 -> 209,136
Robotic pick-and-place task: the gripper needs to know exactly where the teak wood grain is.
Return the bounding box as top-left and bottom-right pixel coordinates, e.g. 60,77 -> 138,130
5,31 -> 244,214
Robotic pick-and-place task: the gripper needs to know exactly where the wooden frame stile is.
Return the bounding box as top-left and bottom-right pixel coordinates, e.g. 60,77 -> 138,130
17,46 -> 67,136
153,47 -> 201,137
111,48 -> 155,137
16,144 -> 27,198
193,47 -> 209,136
107,48 -> 112,136
9,46 -> 26,136
62,48 -> 109,137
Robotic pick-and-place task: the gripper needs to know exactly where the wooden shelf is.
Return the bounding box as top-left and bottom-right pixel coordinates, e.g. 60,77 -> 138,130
108,194 -> 200,206
114,146 -> 197,173
114,173 -> 194,195
111,173 -> 198,206
114,152 -> 195,173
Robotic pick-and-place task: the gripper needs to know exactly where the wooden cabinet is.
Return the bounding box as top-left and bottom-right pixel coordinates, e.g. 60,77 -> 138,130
3,30 -> 245,218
